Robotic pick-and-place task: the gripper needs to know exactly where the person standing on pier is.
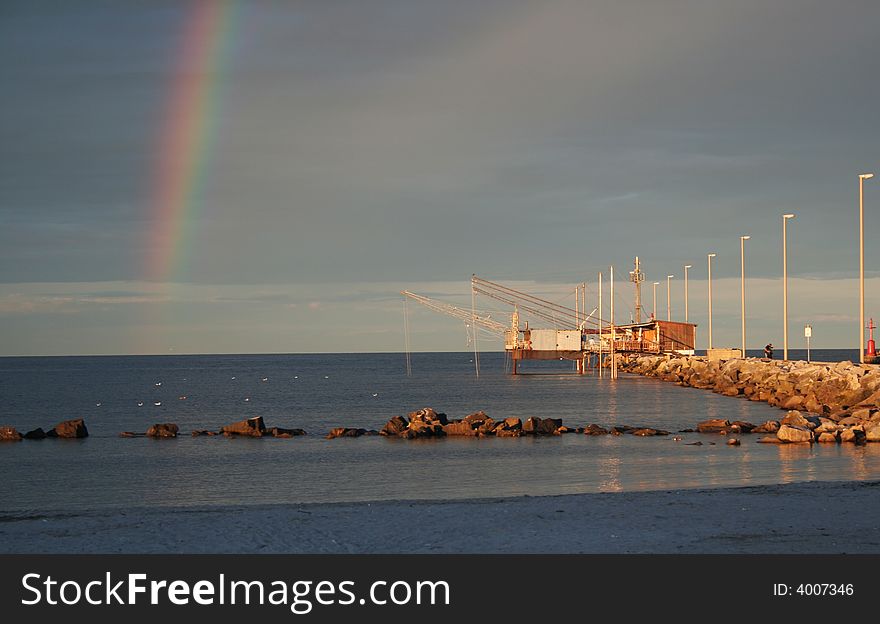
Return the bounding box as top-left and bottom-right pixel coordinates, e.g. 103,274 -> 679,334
764,343 -> 774,359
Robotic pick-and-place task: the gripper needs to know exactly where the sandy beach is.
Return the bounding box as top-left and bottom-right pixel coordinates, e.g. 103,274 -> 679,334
3,479 -> 879,554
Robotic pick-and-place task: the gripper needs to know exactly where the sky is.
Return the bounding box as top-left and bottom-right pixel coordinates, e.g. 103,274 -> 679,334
1,0 -> 879,355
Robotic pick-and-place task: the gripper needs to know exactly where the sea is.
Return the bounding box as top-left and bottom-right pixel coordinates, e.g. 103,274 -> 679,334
2,349 -> 879,515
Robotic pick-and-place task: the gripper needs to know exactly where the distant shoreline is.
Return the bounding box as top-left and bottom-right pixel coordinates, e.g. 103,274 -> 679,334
3,479 -> 878,554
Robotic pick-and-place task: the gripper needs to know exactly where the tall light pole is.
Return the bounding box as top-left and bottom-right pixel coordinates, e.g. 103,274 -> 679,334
860,173 -> 874,363
666,275 -> 674,321
707,253 -> 716,350
684,265 -> 692,322
652,281 -> 660,320
783,213 -> 796,361
740,236 -> 750,357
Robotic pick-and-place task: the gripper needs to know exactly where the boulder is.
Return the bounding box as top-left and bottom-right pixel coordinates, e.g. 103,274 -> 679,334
583,424 -> 609,435
865,425 -> 880,442
780,411 -> 810,428
270,427 -> 306,438
727,438 -> 741,446
326,427 -> 365,439
850,408 -> 872,421
48,419 -> 88,438
840,427 -> 865,444
442,421 -> 478,436
145,423 -> 179,438
221,416 -> 265,437
776,424 -> 813,443
730,421 -> 756,433
477,419 -> 499,435
537,418 -> 563,435
462,411 -> 490,426
408,408 -> 448,426
380,416 -> 409,436
630,428 -> 670,436
23,428 -> 46,440
697,418 -> 730,433
502,417 -> 522,430
0,426 -> 22,442
522,417 -> 540,434
495,428 -> 522,437
119,431 -> 143,438
191,430 -> 219,436
817,432 -> 839,443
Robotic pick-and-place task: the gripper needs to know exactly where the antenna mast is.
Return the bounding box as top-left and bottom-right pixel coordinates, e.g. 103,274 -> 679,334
629,256 -> 645,324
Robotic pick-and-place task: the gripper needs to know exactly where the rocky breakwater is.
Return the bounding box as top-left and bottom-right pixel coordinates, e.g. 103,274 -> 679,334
623,355 -> 880,416
377,408 -> 567,439
1,419 -> 88,442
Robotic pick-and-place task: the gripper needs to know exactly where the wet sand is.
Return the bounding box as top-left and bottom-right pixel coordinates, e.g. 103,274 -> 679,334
2,479 -> 879,554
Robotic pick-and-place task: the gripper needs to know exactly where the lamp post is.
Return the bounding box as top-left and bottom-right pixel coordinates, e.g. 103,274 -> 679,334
707,253 -> 716,350
652,281 -> 659,319
684,265 -> 692,322
740,235 -> 750,357
783,213 -> 796,360
860,173 -> 875,363
666,275 -> 674,321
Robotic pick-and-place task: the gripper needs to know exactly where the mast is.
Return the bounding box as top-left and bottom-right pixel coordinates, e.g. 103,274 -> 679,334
629,256 -> 645,324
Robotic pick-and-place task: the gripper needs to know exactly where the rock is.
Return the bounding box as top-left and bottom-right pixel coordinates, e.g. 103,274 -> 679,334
270,427 -> 306,438
780,395 -> 805,410
462,411 -> 490,426
477,419 -> 499,435
730,421 -> 756,433
0,426 -> 22,442
495,428 -> 522,437
777,424 -> 813,443
697,419 -> 730,433
380,416 -> 409,436
611,426 -> 633,435
48,419 -> 88,439
23,428 -> 46,440
522,417 -> 540,434
727,438 -> 741,446
780,411 -> 810,428
221,416 -> 265,437
685,441 -> 703,446
757,435 -> 783,444
442,421 -> 478,436
630,428 -> 670,436
850,408 -> 872,421
325,427 -> 365,439
409,408 -> 448,426
817,432 -> 839,443
502,417 -> 522,430
408,422 -> 445,438
840,427 -> 865,443
191,430 -> 218,436
537,418 -> 563,435
145,423 -> 179,438
865,424 -> 880,442
814,418 -> 839,433
583,424 -> 609,435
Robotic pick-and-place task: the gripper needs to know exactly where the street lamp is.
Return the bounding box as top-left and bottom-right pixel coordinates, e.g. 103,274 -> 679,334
666,275 -> 674,321
652,281 -> 660,319
707,253 -> 716,350
783,213 -> 796,360
740,236 -> 750,357
684,265 -> 692,322
860,173 -> 874,363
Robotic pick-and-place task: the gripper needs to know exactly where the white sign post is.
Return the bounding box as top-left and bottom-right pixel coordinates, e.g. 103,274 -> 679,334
804,325 -> 812,362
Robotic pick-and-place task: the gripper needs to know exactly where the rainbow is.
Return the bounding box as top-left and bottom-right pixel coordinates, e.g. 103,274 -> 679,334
147,0 -> 236,284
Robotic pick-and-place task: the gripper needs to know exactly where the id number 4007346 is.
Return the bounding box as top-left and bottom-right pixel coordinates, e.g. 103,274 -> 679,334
773,584 -> 854,597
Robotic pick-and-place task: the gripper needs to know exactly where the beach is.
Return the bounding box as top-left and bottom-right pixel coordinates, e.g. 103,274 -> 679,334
3,479 -> 879,554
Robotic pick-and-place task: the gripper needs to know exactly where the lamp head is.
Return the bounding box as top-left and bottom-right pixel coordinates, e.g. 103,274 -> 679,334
741,235 -> 750,240
708,253 -> 716,258
783,213 -> 795,219
859,173 -> 874,180
667,275 -> 674,279
653,281 -> 660,286
684,264 -> 692,269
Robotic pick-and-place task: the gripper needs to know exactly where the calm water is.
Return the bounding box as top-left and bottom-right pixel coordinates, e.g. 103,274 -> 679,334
1,350 -> 878,514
